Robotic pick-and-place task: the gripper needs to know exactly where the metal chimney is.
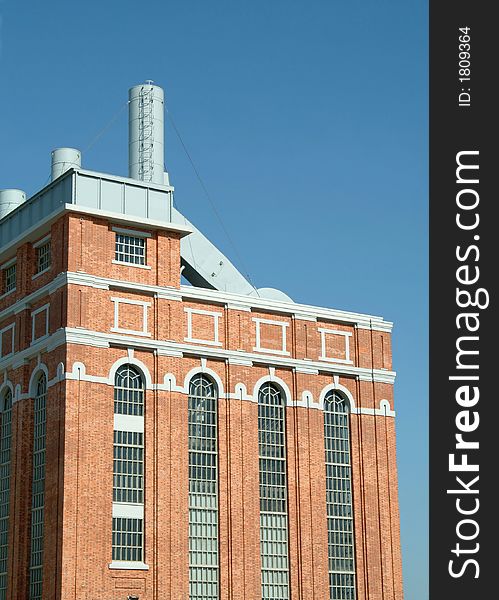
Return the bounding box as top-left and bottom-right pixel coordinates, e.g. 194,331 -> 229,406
0,189 -> 27,220
51,148 -> 81,181
128,82 -> 165,185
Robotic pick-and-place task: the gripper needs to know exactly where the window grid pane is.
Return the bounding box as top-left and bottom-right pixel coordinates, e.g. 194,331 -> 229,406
29,375 -> 47,600
114,366 -> 144,416
324,392 -> 356,600
36,242 -> 51,274
113,431 -> 144,503
3,265 -> 16,294
115,234 -> 146,265
0,391 -> 13,598
112,518 -> 143,562
188,375 -> 219,600
258,383 -> 290,600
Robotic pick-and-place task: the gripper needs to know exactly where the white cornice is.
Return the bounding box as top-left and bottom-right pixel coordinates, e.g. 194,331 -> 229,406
1,334 -> 396,418
0,328 -> 66,372
62,359 -> 395,417
63,204 -> 191,236
179,285 -> 393,331
0,203 -> 191,262
0,325 -> 396,384
1,271 -> 392,333
64,327 -> 395,384
0,271 -> 67,321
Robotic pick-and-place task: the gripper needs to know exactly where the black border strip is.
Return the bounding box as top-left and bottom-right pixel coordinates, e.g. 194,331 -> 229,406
430,2 -> 495,596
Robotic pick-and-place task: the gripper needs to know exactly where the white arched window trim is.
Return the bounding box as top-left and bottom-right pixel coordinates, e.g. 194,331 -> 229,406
252,374 -> 292,407
183,365 -> 224,398
0,381 -> 14,410
28,363 -> 49,398
108,357 -> 153,391
319,382 -> 356,412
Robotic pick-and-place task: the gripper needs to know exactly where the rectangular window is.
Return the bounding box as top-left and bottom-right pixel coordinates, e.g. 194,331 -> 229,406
113,431 -> 144,504
2,263 -> 16,294
112,518 -> 143,562
115,234 -> 146,266
36,242 -> 51,274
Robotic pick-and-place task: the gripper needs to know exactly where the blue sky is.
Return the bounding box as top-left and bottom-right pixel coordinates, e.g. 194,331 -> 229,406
0,1 -> 428,597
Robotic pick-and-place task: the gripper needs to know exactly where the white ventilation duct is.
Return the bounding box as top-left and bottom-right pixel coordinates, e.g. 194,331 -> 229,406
0,189 -> 27,220
51,148 -> 81,181
129,82 -> 165,185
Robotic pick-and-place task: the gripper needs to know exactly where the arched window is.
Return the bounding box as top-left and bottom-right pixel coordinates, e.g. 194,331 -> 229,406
324,391 -> 356,600
0,388 -> 13,599
188,374 -> 219,600
112,365 -> 145,564
29,373 -> 47,600
258,383 -> 289,600
114,365 -> 144,416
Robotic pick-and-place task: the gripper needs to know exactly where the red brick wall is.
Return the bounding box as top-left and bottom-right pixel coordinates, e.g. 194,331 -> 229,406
0,212 -> 403,599
65,215 -> 181,288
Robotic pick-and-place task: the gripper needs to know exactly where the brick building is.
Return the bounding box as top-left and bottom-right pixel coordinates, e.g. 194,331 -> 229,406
0,83 -> 403,600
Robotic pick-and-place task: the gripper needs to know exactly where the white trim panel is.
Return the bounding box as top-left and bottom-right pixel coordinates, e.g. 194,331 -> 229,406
113,414 -> 144,433
108,561 -> 149,571
252,317 -> 290,356
184,307 -> 223,346
111,297 -> 151,338
112,503 -> 144,519
31,303 -> 50,343
0,323 -> 15,359
318,328 -> 353,364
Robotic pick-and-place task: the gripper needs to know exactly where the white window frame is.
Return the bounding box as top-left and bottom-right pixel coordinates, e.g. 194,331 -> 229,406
0,323 -> 15,359
111,297 -> 152,337
318,328 -> 353,364
252,317 -> 290,356
112,227 -> 151,269
32,235 -> 52,279
1,257 -> 17,298
184,307 -> 223,347
31,304 -> 50,343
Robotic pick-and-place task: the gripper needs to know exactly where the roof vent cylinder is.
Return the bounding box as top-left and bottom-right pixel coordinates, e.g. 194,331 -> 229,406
51,148 -> 81,181
0,189 -> 27,220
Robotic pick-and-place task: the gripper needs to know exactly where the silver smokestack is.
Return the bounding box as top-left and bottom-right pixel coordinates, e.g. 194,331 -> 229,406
128,82 -> 165,185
